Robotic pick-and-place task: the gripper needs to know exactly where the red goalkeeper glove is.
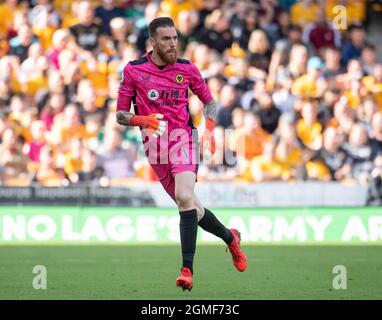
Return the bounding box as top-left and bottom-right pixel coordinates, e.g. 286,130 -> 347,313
130,113 -> 166,138
200,119 -> 216,160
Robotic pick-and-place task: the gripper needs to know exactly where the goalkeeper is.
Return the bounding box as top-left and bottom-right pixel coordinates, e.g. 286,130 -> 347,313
116,17 -> 247,292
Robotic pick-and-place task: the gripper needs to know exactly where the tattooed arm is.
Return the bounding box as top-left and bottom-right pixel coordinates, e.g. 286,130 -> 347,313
116,111 -> 135,126
116,110 -> 166,137
200,99 -> 217,159
203,99 -> 217,122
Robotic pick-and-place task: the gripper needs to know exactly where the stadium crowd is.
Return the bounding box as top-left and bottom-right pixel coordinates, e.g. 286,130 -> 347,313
0,0 -> 381,194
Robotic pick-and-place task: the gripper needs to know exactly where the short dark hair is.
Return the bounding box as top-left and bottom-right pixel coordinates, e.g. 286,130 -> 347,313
363,43 -> 376,51
349,23 -> 365,32
288,24 -> 302,33
149,17 -> 175,37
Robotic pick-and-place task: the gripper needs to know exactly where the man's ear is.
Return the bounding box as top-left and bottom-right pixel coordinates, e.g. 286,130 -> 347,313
149,37 -> 155,48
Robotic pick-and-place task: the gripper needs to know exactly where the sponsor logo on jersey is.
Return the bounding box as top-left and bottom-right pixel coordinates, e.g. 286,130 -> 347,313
175,74 -> 184,84
148,89 -> 159,100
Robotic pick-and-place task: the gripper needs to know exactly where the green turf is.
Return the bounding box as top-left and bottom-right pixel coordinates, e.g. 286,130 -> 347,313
0,245 -> 381,300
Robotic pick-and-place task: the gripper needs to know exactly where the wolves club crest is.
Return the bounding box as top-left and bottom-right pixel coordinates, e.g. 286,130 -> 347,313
175,74 -> 184,84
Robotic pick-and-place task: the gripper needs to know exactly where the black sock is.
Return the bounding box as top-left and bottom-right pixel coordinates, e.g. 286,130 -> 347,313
179,209 -> 198,274
198,208 -> 233,245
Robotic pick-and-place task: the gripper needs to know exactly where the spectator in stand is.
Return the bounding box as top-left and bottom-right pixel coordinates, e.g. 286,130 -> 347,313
302,8 -> 341,55
95,0 -> 125,36
368,154 -> 382,204
290,0 -> 319,28
278,0 -> 297,12
29,0 -> 61,29
198,9 -> 233,53
96,127 -> 137,180
240,79 -> 266,111
32,144 -> 66,186
0,111 -> 9,137
277,10 -> 292,40
63,138 -> 84,182
25,119 -> 46,163
310,126 -> 351,181
250,137 -> 284,182
322,47 -> 344,81
344,123 -> 374,183
274,25 -> 303,66
0,127 -> 29,183
362,63 -> 382,109
29,0 -> 60,52
216,84 -> 239,129
247,29 -> 272,77
125,0 -> 147,24
292,56 -> 327,99
7,9 -> 30,42
343,77 -> 367,110
18,43 -> 49,95
7,94 -> 28,126
335,59 -> 364,94
255,90 -> 281,134
69,1 -> 105,55
207,75 -> 226,102
357,95 -> 378,134
370,112 -> 382,160
361,44 -> 378,76
272,72 -> 296,116
230,1 -> 258,50
36,70 -> 67,116
8,23 -> 38,63
158,0 -> 198,25
296,99 -> 323,151
108,17 -> 133,58
187,43 -> 212,76
49,103 -> 88,148
256,0 -> 284,24
274,114 -> 304,181
77,80 -> 104,120
257,0 -> 283,46
46,28 -> 70,70
341,24 -> 368,67
0,0 -> 21,39
317,88 -> 340,127
330,96 -> 356,136
284,44 -> 308,80
224,50 -> 255,94
77,53 -> 108,108
229,111 -> 270,180
78,148 -> 104,183
135,2 -> 160,55
39,92 -> 65,131
176,10 -> 200,54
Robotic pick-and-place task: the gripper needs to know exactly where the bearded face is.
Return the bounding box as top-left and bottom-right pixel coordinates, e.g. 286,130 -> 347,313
151,26 -> 178,65
157,45 -> 177,65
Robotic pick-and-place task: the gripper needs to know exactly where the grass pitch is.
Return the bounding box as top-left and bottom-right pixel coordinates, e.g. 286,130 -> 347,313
0,245 -> 381,300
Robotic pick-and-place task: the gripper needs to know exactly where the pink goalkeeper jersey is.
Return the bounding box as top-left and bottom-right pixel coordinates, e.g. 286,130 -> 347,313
117,52 -> 212,134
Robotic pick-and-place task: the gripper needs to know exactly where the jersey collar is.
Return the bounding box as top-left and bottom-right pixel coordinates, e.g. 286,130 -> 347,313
145,51 -> 168,70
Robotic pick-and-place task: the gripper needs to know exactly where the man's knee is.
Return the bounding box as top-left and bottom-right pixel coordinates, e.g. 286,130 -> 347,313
175,191 -> 194,209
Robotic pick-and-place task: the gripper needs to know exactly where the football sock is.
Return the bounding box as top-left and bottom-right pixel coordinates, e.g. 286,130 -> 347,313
179,209 -> 198,274
198,208 -> 234,245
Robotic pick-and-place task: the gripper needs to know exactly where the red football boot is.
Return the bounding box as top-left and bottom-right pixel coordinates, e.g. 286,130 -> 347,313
227,229 -> 248,272
176,266 -> 193,291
